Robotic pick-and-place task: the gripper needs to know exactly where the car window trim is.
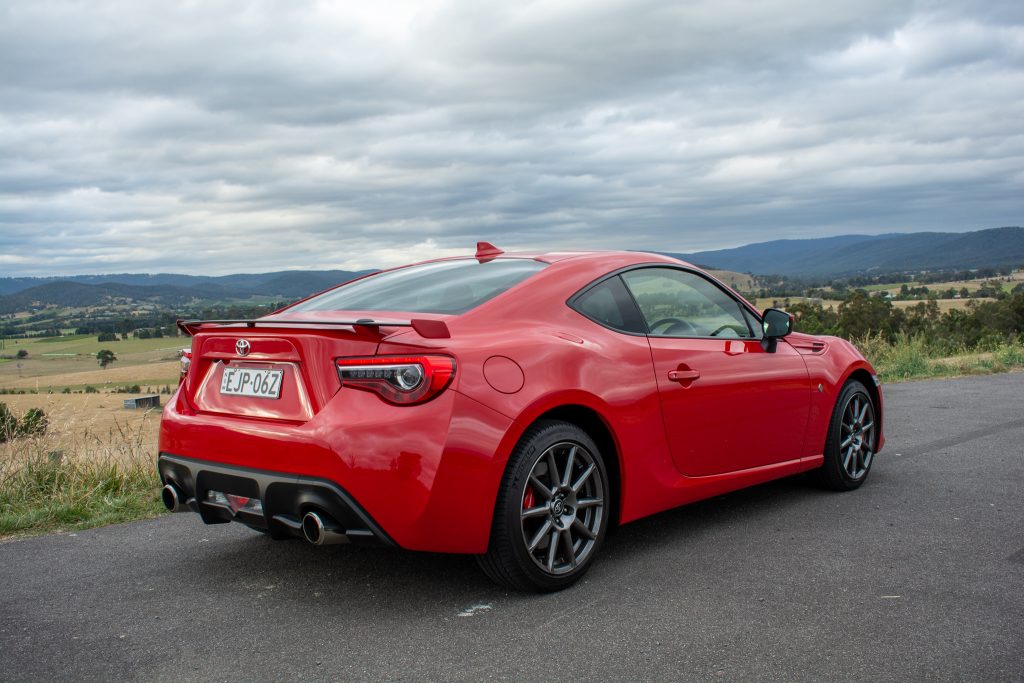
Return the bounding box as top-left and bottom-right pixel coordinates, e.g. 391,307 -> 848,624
567,263 -> 762,340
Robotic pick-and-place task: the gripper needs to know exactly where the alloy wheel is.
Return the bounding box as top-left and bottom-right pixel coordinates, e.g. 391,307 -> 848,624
519,441 -> 605,576
840,392 -> 875,480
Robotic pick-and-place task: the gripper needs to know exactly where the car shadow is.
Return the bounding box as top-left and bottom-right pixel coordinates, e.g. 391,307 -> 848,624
180,473 -> 855,609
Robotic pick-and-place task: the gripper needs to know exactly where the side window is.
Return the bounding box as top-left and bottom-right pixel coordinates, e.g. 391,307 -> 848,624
620,268 -> 752,338
571,276 -> 647,334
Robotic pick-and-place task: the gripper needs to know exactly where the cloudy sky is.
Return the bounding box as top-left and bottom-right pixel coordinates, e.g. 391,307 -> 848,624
1,0 -> 1022,276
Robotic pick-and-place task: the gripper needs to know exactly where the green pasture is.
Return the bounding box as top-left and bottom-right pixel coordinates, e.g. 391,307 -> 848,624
1,334 -> 185,357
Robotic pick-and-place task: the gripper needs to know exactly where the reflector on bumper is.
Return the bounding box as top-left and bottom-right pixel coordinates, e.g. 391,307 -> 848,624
207,490 -> 263,515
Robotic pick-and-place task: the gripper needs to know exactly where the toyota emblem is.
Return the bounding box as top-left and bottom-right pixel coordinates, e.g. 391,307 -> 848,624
235,339 -> 251,357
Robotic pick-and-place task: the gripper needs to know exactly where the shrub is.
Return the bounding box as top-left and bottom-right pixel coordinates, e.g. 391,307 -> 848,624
0,403 -> 16,443
19,408 -> 47,437
0,404 -> 48,442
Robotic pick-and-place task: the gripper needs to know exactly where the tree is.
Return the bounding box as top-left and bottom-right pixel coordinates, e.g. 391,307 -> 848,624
903,300 -> 940,338
96,349 -> 117,369
837,291 -> 894,340
16,349 -> 27,359
97,332 -> 117,342
789,302 -> 838,335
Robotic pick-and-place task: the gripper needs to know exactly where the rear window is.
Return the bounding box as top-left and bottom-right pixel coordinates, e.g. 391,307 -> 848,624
288,258 -> 547,315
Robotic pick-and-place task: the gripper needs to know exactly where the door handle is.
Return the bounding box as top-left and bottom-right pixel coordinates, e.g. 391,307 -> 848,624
667,369 -> 700,383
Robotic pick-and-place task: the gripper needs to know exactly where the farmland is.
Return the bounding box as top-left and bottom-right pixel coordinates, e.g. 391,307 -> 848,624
0,333 -> 181,391
859,268 -> 1024,295
755,297 -> 995,313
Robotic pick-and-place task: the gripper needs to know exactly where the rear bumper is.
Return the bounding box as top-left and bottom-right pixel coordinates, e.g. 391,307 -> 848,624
158,386 -> 515,553
158,453 -> 395,545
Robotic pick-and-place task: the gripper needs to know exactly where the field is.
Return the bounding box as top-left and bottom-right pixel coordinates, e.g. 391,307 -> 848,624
0,333 -> 178,536
0,393 -> 162,446
0,333 -> 181,390
753,297 -> 992,313
706,269 -> 755,292
859,269 -> 1024,295
0,393 -> 163,536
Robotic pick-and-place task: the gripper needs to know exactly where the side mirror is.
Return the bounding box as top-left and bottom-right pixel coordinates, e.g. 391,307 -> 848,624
760,308 -> 793,353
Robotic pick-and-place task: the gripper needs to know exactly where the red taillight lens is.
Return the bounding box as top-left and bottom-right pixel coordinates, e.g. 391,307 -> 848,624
335,355 -> 456,405
178,349 -> 192,384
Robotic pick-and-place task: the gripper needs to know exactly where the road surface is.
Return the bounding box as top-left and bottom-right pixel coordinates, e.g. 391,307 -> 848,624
2,372 -> 1023,681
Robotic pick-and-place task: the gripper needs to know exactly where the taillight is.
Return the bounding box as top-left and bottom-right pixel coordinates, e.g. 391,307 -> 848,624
178,348 -> 192,384
335,355 -> 456,405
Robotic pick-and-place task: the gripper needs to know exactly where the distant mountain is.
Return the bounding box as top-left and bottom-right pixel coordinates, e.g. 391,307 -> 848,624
4,226 -> 1022,312
0,270 -> 372,297
0,269 -> 372,314
670,227 -> 1024,276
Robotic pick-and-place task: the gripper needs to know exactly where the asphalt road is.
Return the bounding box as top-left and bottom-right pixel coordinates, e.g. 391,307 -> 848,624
2,373 -> 1023,682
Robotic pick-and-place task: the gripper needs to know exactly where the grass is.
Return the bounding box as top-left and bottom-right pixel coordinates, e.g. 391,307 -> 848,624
0,412 -> 164,538
855,334 -> 1024,382
4,334 -> 183,356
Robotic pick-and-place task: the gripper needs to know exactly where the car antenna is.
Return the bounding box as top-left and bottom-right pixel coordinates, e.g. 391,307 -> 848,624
476,241 -> 504,263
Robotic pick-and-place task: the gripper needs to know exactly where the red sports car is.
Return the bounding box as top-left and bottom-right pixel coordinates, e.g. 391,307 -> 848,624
159,243 -> 883,591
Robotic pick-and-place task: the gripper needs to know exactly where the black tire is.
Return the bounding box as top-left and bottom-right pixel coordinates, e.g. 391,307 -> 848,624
476,420 -> 610,592
808,379 -> 878,491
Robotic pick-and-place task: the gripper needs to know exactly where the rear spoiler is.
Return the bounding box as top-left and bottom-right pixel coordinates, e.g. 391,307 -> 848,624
176,318 -> 450,339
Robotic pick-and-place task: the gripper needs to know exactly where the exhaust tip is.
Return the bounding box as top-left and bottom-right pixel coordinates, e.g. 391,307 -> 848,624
302,511 -> 326,545
161,484 -> 184,512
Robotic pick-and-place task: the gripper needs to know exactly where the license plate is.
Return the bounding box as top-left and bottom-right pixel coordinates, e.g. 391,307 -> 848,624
220,366 -> 283,399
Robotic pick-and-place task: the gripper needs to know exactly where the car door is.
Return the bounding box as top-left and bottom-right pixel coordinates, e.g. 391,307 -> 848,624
619,267 -> 812,477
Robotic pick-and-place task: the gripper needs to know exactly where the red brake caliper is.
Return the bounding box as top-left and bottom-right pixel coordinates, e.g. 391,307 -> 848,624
523,486 -> 535,510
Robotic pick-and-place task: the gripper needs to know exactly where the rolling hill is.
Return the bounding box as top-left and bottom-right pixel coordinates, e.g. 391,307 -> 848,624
0,270 -> 372,315
3,226 -> 1022,312
671,226 -> 1024,276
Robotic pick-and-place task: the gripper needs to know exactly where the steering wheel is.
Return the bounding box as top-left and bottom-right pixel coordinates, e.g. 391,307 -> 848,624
649,317 -> 697,336
709,323 -> 748,338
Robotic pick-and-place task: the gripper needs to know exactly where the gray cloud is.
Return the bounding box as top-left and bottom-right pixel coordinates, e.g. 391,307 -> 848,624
0,0 -> 1021,276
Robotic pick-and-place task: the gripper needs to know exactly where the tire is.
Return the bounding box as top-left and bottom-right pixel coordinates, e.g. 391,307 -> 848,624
476,420 -> 610,592
808,379 -> 878,491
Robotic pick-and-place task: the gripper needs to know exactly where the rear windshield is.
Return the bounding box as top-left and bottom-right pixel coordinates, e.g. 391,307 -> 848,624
288,258 -> 547,315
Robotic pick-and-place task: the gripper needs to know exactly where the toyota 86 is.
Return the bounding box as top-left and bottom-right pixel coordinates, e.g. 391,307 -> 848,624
159,242 -> 883,591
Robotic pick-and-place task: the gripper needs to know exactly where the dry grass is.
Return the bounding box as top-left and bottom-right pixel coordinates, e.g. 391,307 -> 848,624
0,397 -> 164,538
890,298 -> 995,312
0,360 -> 178,391
707,269 -> 755,292
868,269 -> 1024,296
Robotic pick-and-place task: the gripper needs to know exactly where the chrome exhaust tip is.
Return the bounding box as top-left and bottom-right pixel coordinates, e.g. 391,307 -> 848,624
302,511 -> 349,546
161,484 -> 186,513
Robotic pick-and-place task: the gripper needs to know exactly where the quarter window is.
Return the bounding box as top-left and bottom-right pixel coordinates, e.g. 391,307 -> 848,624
571,276 -> 647,334
620,268 -> 753,338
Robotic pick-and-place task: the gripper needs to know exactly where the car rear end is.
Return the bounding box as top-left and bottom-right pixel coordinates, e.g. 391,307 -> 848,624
157,255 -> 546,552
